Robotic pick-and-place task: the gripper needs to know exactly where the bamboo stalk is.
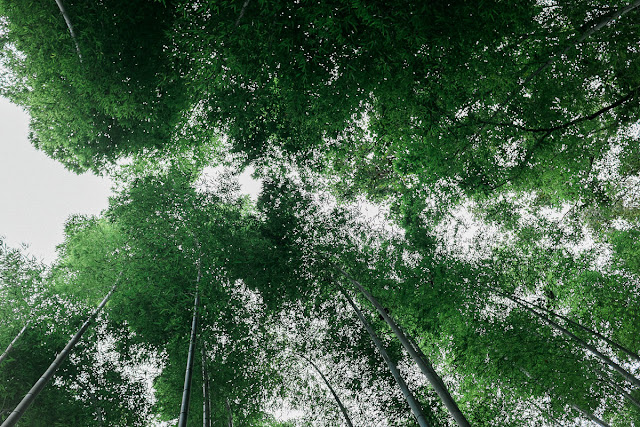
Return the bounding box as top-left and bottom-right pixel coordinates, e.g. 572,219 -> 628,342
1,280 -> 118,427
202,344 -> 211,427
297,353 -> 354,427
341,287 -> 430,427
0,321 -> 30,366
490,287 -> 640,389
53,0 -> 82,62
178,259 -> 202,427
335,267 -> 470,427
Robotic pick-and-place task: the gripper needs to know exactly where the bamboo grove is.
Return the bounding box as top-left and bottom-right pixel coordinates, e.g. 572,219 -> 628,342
0,0 -> 639,425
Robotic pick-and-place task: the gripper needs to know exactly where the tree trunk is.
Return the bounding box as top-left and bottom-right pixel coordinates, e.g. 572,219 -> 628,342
570,404 -> 611,427
225,398 -> 233,427
298,354 -> 354,427
515,367 -> 608,426
178,263 -> 202,427
496,288 -> 639,363
1,281 -> 118,427
53,0 -> 82,62
202,345 -> 211,427
0,321 -> 30,366
597,372 -> 640,411
335,267 -> 470,427
611,381 -> 640,410
515,0 -> 640,96
491,287 -> 640,388
341,288 -> 431,427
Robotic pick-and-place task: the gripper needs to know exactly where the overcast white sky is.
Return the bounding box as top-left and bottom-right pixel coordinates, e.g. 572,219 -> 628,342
0,97 -> 262,265
0,97 -> 112,263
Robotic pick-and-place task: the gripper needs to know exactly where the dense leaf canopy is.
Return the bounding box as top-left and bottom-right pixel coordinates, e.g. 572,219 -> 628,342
1,1 -> 640,426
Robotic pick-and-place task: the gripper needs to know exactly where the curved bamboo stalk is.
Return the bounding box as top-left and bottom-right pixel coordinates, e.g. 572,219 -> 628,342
1,279 -> 118,427
340,287 -> 430,427
297,353 -> 354,427
490,286 -> 640,388
0,321 -> 30,366
53,0 -> 82,62
335,267 -> 470,427
503,289 -> 639,363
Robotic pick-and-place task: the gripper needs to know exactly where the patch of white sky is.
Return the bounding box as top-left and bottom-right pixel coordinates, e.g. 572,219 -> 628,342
0,97 -> 112,264
268,299 -> 397,426
433,176 -> 623,273
198,164 -> 262,202
434,200 -> 514,263
0,96 -> 262,264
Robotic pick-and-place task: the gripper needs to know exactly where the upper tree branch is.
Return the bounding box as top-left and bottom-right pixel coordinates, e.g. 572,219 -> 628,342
520,0 -> 640,89
54,0 -> 82,62
482,88 -> 638,134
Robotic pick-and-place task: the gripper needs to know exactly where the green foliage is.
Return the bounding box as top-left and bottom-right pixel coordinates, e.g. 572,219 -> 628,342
610,229 -> 640,274
0,238 -> 46,324
2,1 -> 640,425
0,240 -> 152,426
0,0 -> 189,172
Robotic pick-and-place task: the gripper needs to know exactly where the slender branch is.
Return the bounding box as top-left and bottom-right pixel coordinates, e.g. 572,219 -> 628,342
54,0 -> 82,62
482,88 -> 638,134
340,286 -> 430,427
521,0 -> 640,89
0,320 -> 30,366
297,353 -> 354,427
1,277 -> 119,427
461,1 -> 640,164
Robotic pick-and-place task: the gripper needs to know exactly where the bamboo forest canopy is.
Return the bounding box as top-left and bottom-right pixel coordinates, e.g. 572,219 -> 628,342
1,0 -> 640,426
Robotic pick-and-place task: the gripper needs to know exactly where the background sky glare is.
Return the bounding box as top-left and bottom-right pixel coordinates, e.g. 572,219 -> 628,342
0,97 -> 262,264
0,97 -> 112,263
